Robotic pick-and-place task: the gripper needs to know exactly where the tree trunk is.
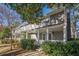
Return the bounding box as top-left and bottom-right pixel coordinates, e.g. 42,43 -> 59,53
67,9 -> 71,40
72,9 -> 77,39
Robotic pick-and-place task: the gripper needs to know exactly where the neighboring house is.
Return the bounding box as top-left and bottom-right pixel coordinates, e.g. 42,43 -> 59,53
13,8 -> 76,44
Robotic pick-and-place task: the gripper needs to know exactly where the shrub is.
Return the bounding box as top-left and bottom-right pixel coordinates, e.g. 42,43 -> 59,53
76,38 -> 79,40
1,39 -> 19,44
41,41 -> 63,55
65,41 -> 79,56
68,38 -> 75,41
68,38 -> 79,41
41,41 -> 79,56
20,38 -> 36,50
1,39 -> 8,44
41,41 -> 53,54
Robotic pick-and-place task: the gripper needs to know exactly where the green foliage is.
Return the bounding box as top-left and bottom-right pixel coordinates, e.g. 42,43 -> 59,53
1,39 -> 19,44
8,4 -> 46,24
68,38 -> 76,41
68,38 -> 79,41
41,41 -> 64,56
41,41 -> 52,54
41,41 -> 79,56
20,38 -> 36,50
0,27 -> 11,39
0,32 -> 4,39
64,41 -> 79,56
3,27 -> 11,37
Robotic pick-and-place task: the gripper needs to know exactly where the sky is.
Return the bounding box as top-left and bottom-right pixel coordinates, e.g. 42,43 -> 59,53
42,5 -> 52,16
0,4 -> 22,26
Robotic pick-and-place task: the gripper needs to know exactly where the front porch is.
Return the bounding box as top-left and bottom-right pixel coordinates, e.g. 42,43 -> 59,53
28,23 -> 67,44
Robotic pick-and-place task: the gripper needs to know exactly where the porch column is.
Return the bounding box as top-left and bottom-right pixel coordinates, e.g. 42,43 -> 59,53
46,28 -> 49,41
63,22 -> 67,42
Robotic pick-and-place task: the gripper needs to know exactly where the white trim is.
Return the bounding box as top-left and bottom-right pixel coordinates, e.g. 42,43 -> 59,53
37,30 -> 40,44
46,28 -> 49,41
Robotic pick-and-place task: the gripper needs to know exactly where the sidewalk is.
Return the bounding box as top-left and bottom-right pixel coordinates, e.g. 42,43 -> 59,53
17,49 -> 46,56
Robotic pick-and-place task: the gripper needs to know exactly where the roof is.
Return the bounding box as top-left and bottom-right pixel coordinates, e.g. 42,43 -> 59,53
47,8 -> 65,16
35,22 -> 63,30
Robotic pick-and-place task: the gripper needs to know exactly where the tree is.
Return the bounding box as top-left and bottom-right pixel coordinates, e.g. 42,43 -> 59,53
0,27 -> 11,40
0,31 -> 4,39
8,3 -> 46,24
2,27 -> 11,38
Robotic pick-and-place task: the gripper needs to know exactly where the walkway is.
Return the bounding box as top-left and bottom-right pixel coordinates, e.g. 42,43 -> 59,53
17,49 -> 46,56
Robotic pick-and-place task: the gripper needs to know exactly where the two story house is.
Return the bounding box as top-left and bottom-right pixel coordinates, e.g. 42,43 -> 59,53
13,8 -> 76,44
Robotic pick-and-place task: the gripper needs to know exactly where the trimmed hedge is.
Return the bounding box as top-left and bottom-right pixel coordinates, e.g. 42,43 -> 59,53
41,40 -> 79,56
20,38 -> 36,50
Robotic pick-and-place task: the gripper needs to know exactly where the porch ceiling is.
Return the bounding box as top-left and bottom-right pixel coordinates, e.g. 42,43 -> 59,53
28,23 -> 64,33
